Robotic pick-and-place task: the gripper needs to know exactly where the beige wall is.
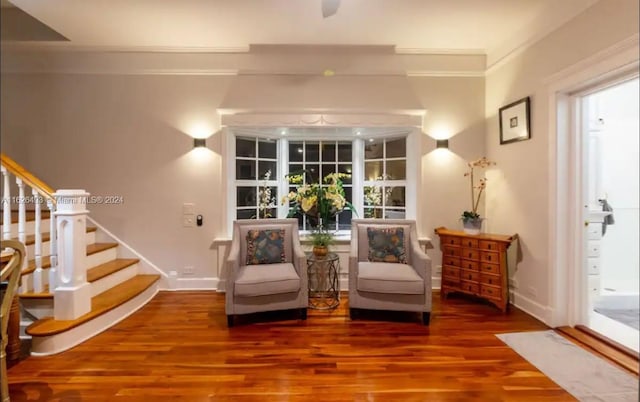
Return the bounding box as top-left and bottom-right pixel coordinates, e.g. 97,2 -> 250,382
0,72 -> 484,281
485,0 -> 639,309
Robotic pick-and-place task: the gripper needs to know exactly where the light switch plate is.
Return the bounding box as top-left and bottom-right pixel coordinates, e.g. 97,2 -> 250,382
183,203 -> 195,215
183,214 -> 196,227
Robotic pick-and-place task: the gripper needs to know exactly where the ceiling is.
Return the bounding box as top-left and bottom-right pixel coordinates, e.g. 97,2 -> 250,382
4,0 -> 598,64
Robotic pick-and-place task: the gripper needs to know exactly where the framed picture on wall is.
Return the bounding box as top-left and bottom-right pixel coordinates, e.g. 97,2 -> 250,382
499,96 -> 531,145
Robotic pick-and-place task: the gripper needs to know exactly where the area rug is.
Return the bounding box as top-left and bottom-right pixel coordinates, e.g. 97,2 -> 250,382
496,330 -> 638,401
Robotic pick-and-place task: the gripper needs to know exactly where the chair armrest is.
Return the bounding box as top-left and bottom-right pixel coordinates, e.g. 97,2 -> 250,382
225,236 -> 241,284
292,241 -> 308,281
410,236 -> 431,281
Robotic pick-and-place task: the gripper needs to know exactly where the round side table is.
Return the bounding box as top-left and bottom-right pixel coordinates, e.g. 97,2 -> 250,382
306,252 -> 340,310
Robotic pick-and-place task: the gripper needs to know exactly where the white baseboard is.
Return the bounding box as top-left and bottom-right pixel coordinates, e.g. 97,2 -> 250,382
166,277 -> 219,291
509,290 -> 552,325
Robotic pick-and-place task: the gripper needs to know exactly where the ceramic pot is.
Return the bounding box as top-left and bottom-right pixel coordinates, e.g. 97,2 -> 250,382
462,218 -> 483,235
312,245 -> 328,258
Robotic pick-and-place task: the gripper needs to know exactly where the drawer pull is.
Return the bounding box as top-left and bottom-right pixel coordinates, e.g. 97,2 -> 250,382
488,279 -> 492,284
487,255 -> 492,261
468,274 -> 472,279
468,252 -> 472,257
450,239 -> 454,244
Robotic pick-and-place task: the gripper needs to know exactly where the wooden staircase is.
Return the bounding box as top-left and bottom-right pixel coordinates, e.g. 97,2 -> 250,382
1,154 -> 163,356
2,210 -> 161,355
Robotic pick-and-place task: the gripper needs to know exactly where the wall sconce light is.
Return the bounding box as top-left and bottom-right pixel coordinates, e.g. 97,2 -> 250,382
436,139 -> 449,149
193,138 -> 206,148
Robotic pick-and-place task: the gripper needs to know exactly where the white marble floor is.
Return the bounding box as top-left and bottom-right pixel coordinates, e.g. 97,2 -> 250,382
497,330 -> 639,402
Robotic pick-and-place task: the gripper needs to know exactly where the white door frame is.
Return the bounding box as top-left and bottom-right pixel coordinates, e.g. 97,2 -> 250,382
547,35 -> 639,327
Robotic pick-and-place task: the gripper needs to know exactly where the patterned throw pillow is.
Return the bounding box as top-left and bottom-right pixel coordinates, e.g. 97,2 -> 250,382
245,229 -> 286,265
367,227 -> 407,264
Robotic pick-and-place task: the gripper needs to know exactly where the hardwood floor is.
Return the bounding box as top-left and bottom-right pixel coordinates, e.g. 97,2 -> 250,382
8,291 -> 577,401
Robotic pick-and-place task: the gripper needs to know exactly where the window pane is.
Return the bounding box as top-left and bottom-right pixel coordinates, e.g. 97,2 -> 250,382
289,164 -> 303,176
338,142 -> 352,161
258,161 -> 277,179
385,209 -> 406,219
259,139 -> 277,159
237,187 -> 257,207
306,164 -> 320,183
236,138 -> 256,158
338,164 -> 352,184
322,164 -> 336,177
256,208 -> 277,219
237,209 -> 255,220
364,141 -> 383,159
365,161 -> 383,181
322,143 -> 336,162
364,207 -> 383,219
386,160 -> 406,180
386,137 -> 406,158
258,186 -> 277,209
386,186 -> 405,207
289,142 -> 303,162
236,160 -> 256,180
305,142 -> 320,162
338,209 -> 352,231
343,186 -> 352,203
364,186 -> 383,207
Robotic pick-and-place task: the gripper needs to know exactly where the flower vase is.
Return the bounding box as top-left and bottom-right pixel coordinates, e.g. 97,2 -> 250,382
462,218 -> 483,235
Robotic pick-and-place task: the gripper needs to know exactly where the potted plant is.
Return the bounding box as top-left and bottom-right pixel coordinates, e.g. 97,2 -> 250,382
309,229 -> 335,258
462,157 -> 496,234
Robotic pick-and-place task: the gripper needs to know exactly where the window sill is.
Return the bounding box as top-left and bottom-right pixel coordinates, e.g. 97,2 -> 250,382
211,235 -> 433,249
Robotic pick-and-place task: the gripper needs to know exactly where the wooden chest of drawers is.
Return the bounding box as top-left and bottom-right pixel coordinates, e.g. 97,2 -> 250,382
434,227 -> 515,312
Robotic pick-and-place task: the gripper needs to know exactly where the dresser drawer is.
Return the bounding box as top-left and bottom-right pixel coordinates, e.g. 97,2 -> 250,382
461,248 -> 480,260
480,285 -> 501,300
460,281 -> 479,294
442,278 -> 460,289
479,240 -> 499,251
460,269 -> 479,282
480,262 -> 501,275
442,236 -> 461,246
480,251 -> 499,264
442,266 -> 461,280
480,273 -> 500,287
443,246 -> 461,257
461,238 -> 479,248
443,256 -> 461,267
460,259 -> 479,271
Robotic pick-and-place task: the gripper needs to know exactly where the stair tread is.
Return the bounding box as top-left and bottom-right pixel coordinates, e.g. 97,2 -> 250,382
87,242 -> 118,255
87,258 -> 139,283
12,227 -> 97,246
26,274 -> 160,337
21,242 -> 119,276
0,210 -> 51,224
20,284 -> 53,299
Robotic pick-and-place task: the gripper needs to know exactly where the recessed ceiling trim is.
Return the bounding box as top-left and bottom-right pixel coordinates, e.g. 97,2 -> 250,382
395,47 -> 486,55
406,70 -> 485,78
220,112 -> 424,128
0,42 -> 250,53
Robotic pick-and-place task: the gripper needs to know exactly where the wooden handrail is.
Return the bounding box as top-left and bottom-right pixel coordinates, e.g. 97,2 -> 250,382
0,153 -> 55,202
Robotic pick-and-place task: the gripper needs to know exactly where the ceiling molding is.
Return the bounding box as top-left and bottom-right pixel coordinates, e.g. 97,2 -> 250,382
406,70 -> 485,78
395,47 -> 485,55
0,42 -> 250,53
220,112 -> 424,128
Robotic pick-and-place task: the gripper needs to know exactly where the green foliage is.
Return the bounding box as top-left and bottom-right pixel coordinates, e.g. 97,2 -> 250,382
461,210 -> 481,222
310,229 -> 335,247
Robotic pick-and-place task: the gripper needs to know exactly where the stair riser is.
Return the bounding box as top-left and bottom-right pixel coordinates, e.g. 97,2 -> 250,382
90,263 -> 139,297
6,219 -> 51,236
20,320 -> 34,338
21,298 -> 54,320
23,231 -> 96,259
86,247 -> 118,269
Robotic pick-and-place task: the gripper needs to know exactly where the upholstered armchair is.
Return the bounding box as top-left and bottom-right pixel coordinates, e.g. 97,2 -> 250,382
349,219 -> 432,325
225,219 -> 308,327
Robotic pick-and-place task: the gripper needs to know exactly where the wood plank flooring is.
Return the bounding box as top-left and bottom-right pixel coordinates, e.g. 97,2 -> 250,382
8,291 -> 577,401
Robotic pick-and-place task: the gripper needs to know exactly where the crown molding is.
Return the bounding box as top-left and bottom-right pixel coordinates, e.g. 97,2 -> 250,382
219,112 -> 424,128
406,70 -> 485,78
0,42 -> 250,53
395,47 -> 485,55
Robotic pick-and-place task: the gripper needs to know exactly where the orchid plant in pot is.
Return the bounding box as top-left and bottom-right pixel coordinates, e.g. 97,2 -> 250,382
462,157 -> 496,234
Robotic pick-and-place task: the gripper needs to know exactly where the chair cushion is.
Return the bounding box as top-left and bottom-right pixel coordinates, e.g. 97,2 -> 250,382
245,229 -> 286,265
234,263 -> 301,297
357,262 -> 424,294
366,227 -> 407,264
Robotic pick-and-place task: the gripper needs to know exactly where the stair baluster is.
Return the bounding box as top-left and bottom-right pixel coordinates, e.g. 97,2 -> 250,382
1,166 -> 10,240
47,199 -> 58,291
32,188 -> 44,293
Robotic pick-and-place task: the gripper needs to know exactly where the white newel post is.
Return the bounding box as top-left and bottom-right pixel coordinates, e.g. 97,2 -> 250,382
53,189 -> 91,320
47,199 -> 58,291
2,166 -> 11,240
16,178 -> 26,244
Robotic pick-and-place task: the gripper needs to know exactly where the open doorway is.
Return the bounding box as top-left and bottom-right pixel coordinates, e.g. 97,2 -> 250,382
583,78 -> 639,352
